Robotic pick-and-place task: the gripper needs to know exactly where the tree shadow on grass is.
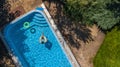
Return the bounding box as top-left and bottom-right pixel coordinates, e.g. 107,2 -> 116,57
43,0 -> 93,49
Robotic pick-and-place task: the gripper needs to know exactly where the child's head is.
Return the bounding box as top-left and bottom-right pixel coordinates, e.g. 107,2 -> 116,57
41,36 -> 44,39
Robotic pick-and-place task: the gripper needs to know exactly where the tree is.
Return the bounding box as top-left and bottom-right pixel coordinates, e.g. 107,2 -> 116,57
63,0 -> 120,30
0,0 -> 11,28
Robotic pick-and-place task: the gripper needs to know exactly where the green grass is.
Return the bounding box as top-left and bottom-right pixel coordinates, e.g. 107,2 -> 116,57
93,27 -> 120,67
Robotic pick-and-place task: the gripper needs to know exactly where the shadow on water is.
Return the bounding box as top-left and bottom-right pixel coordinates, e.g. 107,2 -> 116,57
13,30 -> 30,53
43,0 -> 93,49
0,0 -> 27,66
45,40 -> 52,50
12,28 -> 30,67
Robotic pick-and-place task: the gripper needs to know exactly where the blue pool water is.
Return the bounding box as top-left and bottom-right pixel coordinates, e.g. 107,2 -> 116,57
3,10 -> 72,67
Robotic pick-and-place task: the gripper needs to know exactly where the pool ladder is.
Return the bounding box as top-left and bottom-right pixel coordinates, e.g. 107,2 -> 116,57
32,14 -> 48,27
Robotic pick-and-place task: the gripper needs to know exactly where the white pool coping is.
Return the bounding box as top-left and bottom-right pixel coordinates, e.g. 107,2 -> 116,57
41,3 -> 80,67
0,32 -> 21,67
0,3 -> 80,67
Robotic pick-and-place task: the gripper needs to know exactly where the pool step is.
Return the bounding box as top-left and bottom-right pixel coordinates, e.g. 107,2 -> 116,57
31,22 -> 48,27
32,19 -> 48,26
32,19 -> 46,24
35,14 -> 43,18
35,22 -> 48,25
33,16 -> 45,21
32,14 -> 49,27
39,24 -> 48,27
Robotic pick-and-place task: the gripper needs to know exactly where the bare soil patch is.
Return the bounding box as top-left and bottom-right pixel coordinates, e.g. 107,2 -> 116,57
44,1 -> 105,67
0,0 -> 105,67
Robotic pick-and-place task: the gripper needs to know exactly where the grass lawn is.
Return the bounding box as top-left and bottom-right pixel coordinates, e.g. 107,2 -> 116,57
93,27 -> 120,67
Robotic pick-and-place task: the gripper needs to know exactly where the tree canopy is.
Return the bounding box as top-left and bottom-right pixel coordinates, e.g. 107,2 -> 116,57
63,0 -> 120,30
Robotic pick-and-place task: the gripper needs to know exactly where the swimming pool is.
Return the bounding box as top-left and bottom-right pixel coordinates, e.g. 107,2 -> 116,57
2,8 -> 72,67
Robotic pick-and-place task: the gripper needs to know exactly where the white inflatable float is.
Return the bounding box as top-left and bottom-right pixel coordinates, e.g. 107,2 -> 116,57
39,35 -> 47,44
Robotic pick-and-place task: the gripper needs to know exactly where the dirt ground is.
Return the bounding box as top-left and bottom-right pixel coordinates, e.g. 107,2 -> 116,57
44,1 -> 105,67
0,0 -> 105,67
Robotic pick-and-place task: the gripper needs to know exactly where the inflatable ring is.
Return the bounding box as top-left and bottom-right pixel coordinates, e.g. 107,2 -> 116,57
23,22 -> 30,28
30,28 -> 36,34
39,36 -> 47,44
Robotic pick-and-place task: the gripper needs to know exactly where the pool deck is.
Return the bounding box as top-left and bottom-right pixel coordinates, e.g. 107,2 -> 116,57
41,3 -> 80,67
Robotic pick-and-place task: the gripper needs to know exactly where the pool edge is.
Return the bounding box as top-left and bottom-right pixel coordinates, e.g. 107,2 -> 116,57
41,3 -> 80,67
0,3 -> 80,67
0,31 -> 21,67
